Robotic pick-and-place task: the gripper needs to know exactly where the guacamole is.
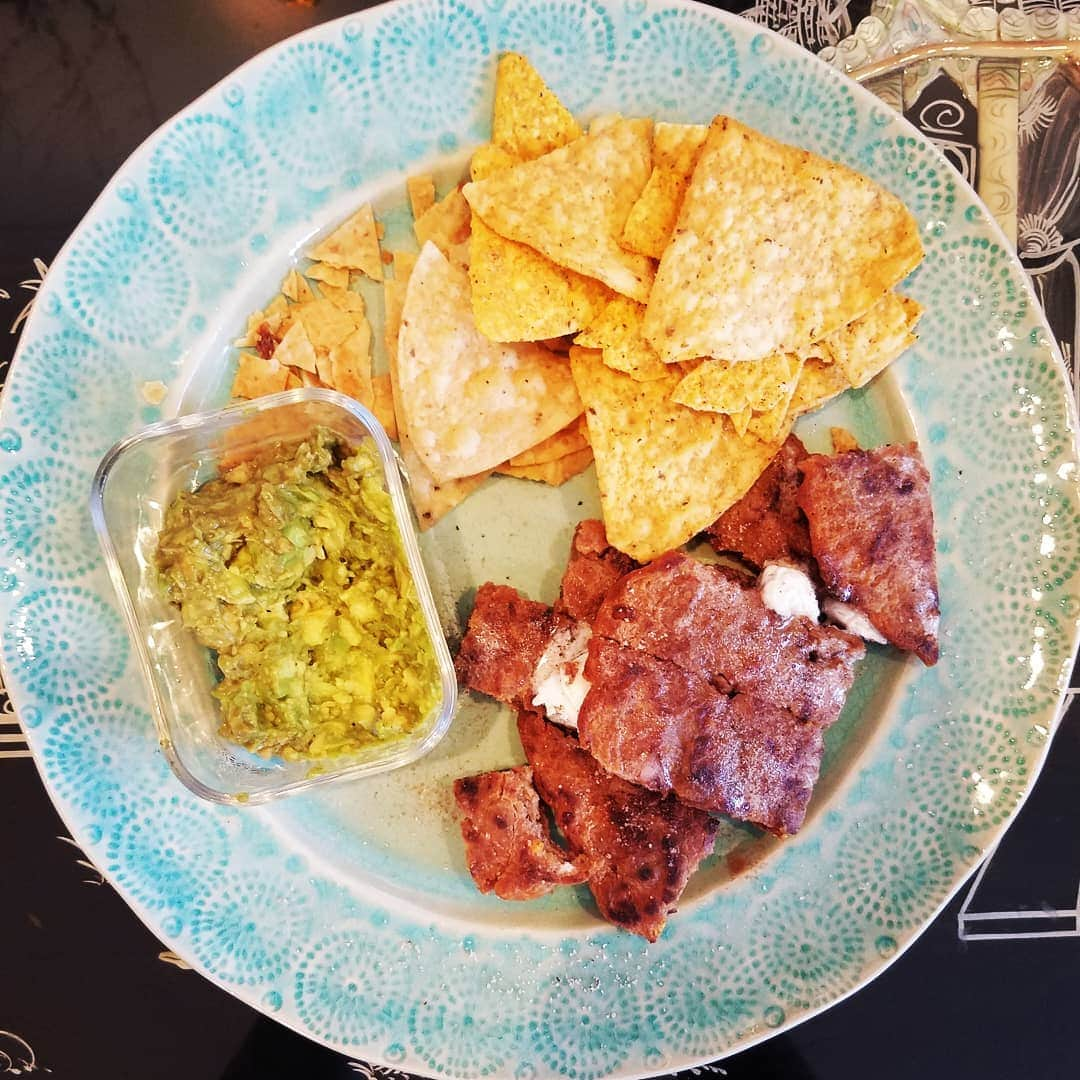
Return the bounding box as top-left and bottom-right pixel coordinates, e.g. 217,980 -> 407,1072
155,429 -> 441,760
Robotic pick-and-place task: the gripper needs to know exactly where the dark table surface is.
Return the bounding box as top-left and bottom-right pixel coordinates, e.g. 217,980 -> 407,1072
3,3 -> 1079,1079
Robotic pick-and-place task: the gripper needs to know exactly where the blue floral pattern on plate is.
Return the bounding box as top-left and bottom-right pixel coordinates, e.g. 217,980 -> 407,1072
1,2 -> 1078,1076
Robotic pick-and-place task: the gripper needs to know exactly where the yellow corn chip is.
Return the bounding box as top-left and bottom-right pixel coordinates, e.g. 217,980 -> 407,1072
463,118 -> 655,301
310,204 -> 383,281
748,362 -> 804,441
575,296 -> 668,381
492,52 -> 582,161
285,372 -> 303,391
232,353 -> 291,399
383,268 -> 490,527
469,215 -> 610,341
407,174 -> 437,220
827,293 -> 922,387
298,368 -> 326,389
272,320 -> 318,374
621,122 -> 708,259
295,298 -> 357,351
398,243 -> 583,482
506,417 -> 589,468
672,353 -> 800,414
393,250 -> 418,281
318,284 -> 367,314
305,262 -> 351,289
728,407 -> 753,437
234,309 -> 267,348
497,446 -> 594,485
787,358 -> 850,419
414,188 -> 471,255
372,373 -> 398,442
315,347 -> 335,388
471,143 -> 520,182
281,268 -> 316,303
831,427 -> 860,453
329,322 -> 374,407
643,116 -> 924,363
570,347 -> 789,561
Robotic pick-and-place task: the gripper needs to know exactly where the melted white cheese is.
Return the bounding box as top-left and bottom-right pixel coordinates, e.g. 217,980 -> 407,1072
822,597 -> 887,644
531,622 -> 592,728
758,562 -> 820,622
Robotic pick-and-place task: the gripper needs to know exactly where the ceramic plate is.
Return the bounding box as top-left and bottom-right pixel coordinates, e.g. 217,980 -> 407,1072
2,2 -> 1078,1077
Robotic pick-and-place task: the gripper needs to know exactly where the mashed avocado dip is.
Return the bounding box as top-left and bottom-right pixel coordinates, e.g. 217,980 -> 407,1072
156,429 -> 441,760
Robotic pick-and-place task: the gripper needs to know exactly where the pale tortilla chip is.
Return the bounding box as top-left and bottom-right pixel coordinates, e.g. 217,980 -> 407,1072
329,322 -> 374,407
305,262 -> 351,289
296,298 -> 357,351
463,118 -> 655,301
311,204 -> 383,282
621,122 -> 707,259
315,347 -> 335,388
831,427 -> 860,453
272,320 -> 318,374
570,346 -> 789,561
414,188 -> 471,255
728,407 -> 753,437
383,269 -> 490,527
506,417 -> 589,467
643,116 -> 924,363
492,52 -> 582,161
407,174 -> 436,220
318,284 -> 367,314
372,372 -> 398,441
497,446 -> 594,485
787,358 -> 849,419
827,293 -> 922,387
234,309 -> 267,348
470,215 -> 610,341
398,243 -> 583,481
575,296 -> 668,381
281,268 -> 316,304
232,353 -> 290,399
672,353 -> 800,414
298,368 -> 326,389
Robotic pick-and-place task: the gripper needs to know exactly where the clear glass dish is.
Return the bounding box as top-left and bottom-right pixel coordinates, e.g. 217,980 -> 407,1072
89,388 -> 458,805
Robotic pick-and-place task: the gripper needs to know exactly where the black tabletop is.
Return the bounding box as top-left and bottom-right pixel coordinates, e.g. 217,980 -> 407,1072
3,3 -> 1079,1079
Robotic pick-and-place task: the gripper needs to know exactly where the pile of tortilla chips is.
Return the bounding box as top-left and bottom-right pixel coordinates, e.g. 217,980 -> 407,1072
232,52 -> 925,559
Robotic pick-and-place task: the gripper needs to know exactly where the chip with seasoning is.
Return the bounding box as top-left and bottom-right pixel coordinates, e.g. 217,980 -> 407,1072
505,416 -> 589,468
310,203 -> 383,282
397,242 -> 584,482
672,353 -> 801,415
492,52 -> 582,160
463,116 -> 655,301
497,446 -> 594,485
643,116 -> 923,363
570,346 -> 789,561
575,295 -> 669,381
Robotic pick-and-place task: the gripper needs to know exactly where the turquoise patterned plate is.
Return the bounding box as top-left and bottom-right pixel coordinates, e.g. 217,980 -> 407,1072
2,2 -> 1079,1076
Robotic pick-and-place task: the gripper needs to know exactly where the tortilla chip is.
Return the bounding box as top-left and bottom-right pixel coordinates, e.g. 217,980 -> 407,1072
672,353 -> 800,415
272,320 -> 318,374
407,174 -> 436,220
234,309 -> 267,348
827,293 -> 922,387
371,372 -> 398,441
314,347 -> 335,387
281,268 -> 316,304
414,188 -> 471,255
643,116 -> 924,363
621,122 -> 707,259
575,296 -> 668,381
329,322 -> 374,407
787,358 -> 850,419
318,284 -> 367,314
383,267 -> 491,527
497,446 -> 594,485
311,204 -> 383,282
831,427 -> 860,453
728,407 -> 753,437
391,250 -> 418,282
747,363 -> 804,441
470,215 -> 610,341
463,118 -> 655,301
492,52 -> 582,161
305,262 -> 351,289
570,347 -> 789,561
232,353 -> 291,399
296,298 -> 357,351
284,372 -> 303,391
398,243 -> 584,480
506,417 -> 589,467
471,143 -> 520,182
